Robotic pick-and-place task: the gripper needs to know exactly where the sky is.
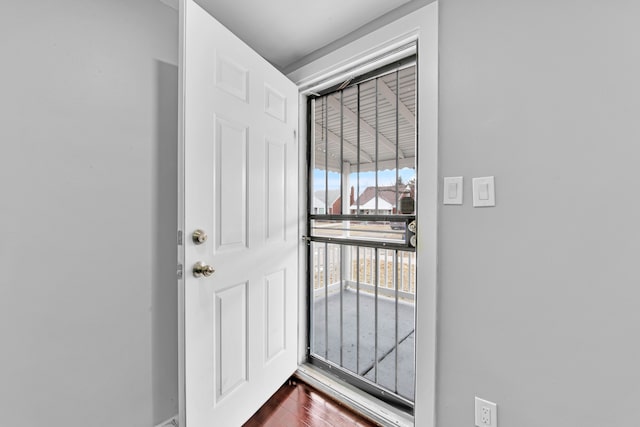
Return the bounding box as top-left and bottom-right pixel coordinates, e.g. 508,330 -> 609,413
312,167 -> 415,195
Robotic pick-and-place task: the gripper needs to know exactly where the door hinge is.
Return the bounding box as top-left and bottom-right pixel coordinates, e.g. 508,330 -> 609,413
177,230 -> 183,245
177,263 -> 183,279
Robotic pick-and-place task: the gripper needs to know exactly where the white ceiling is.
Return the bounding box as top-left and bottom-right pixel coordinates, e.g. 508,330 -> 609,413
194,0 -> 414,71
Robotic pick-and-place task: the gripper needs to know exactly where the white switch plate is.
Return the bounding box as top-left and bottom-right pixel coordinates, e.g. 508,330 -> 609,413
443,176 -> 463,205
472,176 -> 495,207
475,397 -> 497,427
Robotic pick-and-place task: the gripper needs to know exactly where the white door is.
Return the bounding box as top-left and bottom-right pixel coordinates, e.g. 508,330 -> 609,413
178,0 -> 299,425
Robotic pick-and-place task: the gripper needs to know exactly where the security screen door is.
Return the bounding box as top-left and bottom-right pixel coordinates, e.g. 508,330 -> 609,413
179,0 -> 299,425
307,62 -> 417,411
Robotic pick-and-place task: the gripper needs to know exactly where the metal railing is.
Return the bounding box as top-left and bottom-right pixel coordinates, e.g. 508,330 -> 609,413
309,241 -> 416,407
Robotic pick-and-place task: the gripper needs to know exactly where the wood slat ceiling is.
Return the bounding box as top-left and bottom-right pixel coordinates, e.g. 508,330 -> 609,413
314,65 -> 416,173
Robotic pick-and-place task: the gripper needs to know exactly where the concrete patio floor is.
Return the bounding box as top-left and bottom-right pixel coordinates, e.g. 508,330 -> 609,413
312,287 -> 416,401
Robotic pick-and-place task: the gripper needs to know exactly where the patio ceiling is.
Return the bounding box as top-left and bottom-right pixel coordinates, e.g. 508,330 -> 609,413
314,65 -> 416,174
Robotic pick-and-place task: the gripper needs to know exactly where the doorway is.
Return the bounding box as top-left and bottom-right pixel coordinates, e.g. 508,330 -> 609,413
178,1 -> 438,425
306,60 -> 417,412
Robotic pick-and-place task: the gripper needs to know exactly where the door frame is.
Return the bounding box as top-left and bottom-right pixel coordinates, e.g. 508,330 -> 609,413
288,3 -> 438,426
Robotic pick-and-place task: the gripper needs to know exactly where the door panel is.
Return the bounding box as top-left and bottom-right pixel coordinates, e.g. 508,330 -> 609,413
266,139 -> 286,242
180,0 -> 299,425
215,55 -> 249,102
215,282 -> 247,401
214,116 -> 248,252
265,269 -> 286,360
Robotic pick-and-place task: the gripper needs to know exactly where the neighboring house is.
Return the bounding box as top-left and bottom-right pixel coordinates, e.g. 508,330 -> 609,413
349,184 -> 415,214
314,184 -> 416,215
311,195 -> 327,214
313,189 -> 343,214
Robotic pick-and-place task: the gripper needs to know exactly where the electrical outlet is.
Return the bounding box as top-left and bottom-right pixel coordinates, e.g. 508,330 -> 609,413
481,406 -> 491,424
475,397 -> 497,427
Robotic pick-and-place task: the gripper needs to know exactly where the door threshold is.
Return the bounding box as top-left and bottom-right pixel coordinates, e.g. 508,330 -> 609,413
294,364 -> 414,427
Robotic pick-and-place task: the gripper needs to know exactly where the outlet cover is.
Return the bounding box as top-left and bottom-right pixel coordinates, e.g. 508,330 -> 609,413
475,397 -> 497,427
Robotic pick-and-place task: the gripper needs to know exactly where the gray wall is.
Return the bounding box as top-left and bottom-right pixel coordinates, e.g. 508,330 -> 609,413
3,0 -> 639,426
438,0 -> 640,426
0,1 -> 178,426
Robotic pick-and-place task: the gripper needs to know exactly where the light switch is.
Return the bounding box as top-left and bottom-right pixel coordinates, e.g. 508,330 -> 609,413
472,176 -> 495,207
478,183 -> 489,200
448,182 -> 458,199
443,176 -> 463,205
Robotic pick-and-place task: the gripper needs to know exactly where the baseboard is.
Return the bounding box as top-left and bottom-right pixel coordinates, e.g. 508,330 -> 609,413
154,414 -> 178,427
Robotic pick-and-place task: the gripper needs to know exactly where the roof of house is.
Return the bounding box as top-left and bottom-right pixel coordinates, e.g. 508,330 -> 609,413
314,185 -> 414,211
313,189 -> 341,207
350,197 -> 393,211
353,184 -> 414,209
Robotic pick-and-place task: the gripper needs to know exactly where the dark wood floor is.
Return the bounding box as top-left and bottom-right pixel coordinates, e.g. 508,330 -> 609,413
243,379 -> 379,427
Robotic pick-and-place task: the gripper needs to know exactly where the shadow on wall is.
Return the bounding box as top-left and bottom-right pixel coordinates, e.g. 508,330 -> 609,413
152,60 -> 179,425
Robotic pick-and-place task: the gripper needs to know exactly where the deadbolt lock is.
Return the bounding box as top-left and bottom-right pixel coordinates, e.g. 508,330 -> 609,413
193,261 -> 215,278
192,229 -> 208,244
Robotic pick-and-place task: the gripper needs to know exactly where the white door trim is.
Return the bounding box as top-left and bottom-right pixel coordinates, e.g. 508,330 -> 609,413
288,3 -> 438,426
177,2 -> 186,426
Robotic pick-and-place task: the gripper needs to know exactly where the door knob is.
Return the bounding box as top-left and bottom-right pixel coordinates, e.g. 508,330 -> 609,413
193,261 -> 215,278
192,229 -> 208,244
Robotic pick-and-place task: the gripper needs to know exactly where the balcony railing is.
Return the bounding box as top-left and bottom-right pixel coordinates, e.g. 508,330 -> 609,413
311,244 -> 416,300
309,241 -> 416,406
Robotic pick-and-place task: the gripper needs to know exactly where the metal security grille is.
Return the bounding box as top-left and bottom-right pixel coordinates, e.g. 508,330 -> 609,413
306,59 -> 417,411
